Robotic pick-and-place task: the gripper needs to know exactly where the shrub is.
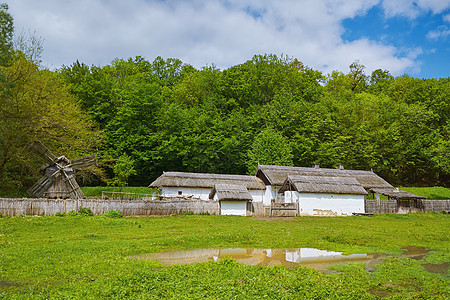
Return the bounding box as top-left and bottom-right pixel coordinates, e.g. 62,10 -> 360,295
55,212 -> 66,217
68,207 -> 94,217
103,210 -> 123,218
78,207 -> 94,216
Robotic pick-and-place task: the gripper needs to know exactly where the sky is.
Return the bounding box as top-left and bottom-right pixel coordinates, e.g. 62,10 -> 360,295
8,0 -> 450,78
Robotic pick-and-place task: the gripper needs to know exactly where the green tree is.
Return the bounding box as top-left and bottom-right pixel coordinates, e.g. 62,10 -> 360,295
247,128 -> 293,174
0,3 -> 13,66
0,54 -> 101,194
108,154 -> 137,187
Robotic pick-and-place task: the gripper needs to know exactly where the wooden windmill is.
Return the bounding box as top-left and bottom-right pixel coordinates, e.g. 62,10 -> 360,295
27,141 -> 97,199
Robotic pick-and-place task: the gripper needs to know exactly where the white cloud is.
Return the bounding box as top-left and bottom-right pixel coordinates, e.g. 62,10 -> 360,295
8,0 -> 435,76
381,0 -> 450,18
444,14 -> 450,22
427,26 -> 450,40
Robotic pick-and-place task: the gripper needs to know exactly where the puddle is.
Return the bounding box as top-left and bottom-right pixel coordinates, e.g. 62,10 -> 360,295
131,248 -> 370,273
401,246 -> 431,260
422,262 -> 449,274
131,246 -> 449,274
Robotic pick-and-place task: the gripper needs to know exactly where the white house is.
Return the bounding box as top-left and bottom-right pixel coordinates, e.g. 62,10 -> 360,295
149,172 -> 266,204
278,175 -> 368,216
255,164 -> 393,205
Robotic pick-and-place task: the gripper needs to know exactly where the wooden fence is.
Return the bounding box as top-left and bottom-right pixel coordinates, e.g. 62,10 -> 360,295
365,199 -> 450,214
0,197 -> 219,217
1,197 -> 449,217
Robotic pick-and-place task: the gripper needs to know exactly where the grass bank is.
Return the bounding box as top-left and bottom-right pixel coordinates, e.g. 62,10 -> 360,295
0,213 -> 448,299
80,186 -> 157,197
399,186 -> 450,200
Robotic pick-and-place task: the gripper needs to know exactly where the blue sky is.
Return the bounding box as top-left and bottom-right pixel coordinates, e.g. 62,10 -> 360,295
342,4 -> 449,78
9,0 -> 450,78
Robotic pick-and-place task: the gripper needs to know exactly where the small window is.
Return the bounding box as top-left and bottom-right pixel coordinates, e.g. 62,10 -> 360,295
178,191 -> 182,195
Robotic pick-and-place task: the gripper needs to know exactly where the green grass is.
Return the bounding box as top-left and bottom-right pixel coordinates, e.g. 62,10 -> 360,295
399,186 -> 450,200
0,213 -> 449,299
80,186 -> 157,197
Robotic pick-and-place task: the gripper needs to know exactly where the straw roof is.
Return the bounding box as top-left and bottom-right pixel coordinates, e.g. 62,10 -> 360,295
279,175 -> 368,195
256,165 -> 392,189
209,184 -> 253,201
370,188 -> 426,200
149,172 -> 266,190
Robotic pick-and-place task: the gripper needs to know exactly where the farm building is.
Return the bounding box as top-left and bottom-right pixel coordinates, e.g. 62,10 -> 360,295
255,164 -> 393,205
149,171 -> 266,203
369,187 -> 427,213
209,184 -> 253,216
148,165 -> 409,216
278,175 -> 368,216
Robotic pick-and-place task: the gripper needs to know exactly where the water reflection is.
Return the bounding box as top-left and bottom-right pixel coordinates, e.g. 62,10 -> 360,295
131,248 -> 368,272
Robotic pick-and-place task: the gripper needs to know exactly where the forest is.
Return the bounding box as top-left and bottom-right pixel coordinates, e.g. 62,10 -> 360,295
0,4 -> 449,195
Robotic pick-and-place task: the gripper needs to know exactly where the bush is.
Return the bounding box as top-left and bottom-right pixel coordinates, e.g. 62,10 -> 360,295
68,207 -> 94,217
55,212 -> 66,217
103,210 -> 123,218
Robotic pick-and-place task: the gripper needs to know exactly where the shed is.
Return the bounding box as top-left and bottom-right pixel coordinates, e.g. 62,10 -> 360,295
369,188 -> 426,213
369,188 -> 426,200
149,172 -> 266,202
278,175 -> 368,216
209,184 -> 252,216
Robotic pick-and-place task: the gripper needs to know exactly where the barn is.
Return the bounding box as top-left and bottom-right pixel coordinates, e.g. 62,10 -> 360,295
278,175 -> 368,216
149,172 -> 266,204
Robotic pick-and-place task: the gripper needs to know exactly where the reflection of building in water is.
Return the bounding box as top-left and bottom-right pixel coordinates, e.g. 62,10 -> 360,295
285,248 -> 366,263
131,248 -> 368,271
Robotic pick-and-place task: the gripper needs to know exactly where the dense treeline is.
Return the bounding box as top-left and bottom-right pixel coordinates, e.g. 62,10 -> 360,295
0,4 -> 449,194
59,55 -> 449,187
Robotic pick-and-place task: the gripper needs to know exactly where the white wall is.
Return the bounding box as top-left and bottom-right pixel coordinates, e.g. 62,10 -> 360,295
263,185 -> 278,206
163,187 -> 265,203
220,201 -> 247,216
162,187 -> 211,200
292,192 -> 365,216
249,189 -> 265,203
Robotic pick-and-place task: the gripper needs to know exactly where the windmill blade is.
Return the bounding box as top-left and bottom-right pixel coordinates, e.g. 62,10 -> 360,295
29,141 -> 57,164
65,175 -> 85,199
27,172 -> 55,197
70,154 -> 97,170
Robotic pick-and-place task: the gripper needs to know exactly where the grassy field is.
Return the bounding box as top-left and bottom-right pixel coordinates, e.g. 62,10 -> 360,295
0,213 -> 449,299
399,187 -> 450,200
81,186 -> 157,197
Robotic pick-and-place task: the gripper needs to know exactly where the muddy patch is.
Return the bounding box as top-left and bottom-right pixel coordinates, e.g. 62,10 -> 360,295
422,262 -> 449,274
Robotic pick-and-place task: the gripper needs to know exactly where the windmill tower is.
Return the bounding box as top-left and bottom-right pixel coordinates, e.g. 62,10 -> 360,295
27,141 -> 97,199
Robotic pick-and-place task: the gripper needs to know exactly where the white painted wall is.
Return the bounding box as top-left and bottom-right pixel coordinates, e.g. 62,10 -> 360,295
284,191 -> 296,203
220,201 -> 247,216
162,187 -> 265,203
289,192 -> 365,216
161,187 -> 211,200
249,190 -> 265,203
263,185 -> 278,206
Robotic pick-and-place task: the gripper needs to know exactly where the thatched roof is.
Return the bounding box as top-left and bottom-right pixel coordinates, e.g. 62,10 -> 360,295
149,172 -> 266,190
279,175 -> 368,195
256,165 -> 392,189
209,184 -> 253,201
370,188 -> 426,200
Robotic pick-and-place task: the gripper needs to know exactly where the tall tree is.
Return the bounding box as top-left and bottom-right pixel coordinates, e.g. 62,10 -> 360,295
0,3 -> 13,66
0,54 -> 101,194
247,128 -> 293,174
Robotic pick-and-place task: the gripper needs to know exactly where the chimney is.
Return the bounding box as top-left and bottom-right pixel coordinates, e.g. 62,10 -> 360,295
312,163 -> 320,169
336,164 -> 344,170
